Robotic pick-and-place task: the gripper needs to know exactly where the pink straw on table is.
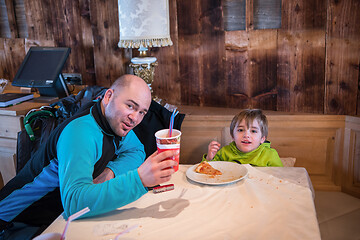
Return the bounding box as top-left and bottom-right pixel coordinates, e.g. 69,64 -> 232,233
60,207 -> 90,240
168,110 -> 179,137
114,224 -> 139,239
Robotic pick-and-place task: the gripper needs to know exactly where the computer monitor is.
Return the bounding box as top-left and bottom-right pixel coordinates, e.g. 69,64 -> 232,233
12,47 -> 71,99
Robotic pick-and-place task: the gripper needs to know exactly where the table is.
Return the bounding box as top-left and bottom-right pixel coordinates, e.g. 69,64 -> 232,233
41,165 -> 321,240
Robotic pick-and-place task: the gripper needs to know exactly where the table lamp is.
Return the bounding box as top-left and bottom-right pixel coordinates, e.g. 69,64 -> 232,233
118,0 -> 173,99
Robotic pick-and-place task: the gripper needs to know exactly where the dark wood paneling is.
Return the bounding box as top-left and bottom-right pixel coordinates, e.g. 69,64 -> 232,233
225,30 -> 278,110
278,29 -> 325,113
177,0 -> 226,107
225,31 -> 251,108
200,1 -> 225,107
278,0 -> 326,113
89,0 -> 127,87
24,0 -> 54,41
358,72 -> 360,115
247,30 -> 278,110
276,31 -> 291,112
177,0 -> 202,106
325,0 -> 360,115
0,0 -> 359,115
0,38 -> 25,80
151,0 -> 181,105
60,0 -> 96,85
281,0 -> 326,30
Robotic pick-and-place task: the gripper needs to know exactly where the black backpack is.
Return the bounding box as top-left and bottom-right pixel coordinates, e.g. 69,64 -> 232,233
16,86 -> 107,174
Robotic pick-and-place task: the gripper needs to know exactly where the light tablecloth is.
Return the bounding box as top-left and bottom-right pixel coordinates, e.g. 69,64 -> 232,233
42,164 -> 321,240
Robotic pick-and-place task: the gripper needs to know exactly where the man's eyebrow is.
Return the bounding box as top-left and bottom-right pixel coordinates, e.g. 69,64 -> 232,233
128,99 -> 139,107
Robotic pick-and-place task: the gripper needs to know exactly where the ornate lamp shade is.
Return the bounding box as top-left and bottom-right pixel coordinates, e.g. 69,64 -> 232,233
118,0 -> 173,49
118,0 -> 173,102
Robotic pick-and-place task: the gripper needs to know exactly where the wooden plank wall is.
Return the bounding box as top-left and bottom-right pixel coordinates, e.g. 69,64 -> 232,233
277,0 -> 327,113
177,0 -> 226,107
151,0 -> 181,105
0,0 -> 359,115
325,0 -> 360,115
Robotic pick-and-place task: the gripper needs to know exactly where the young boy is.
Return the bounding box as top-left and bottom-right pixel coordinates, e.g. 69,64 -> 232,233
203,109 -> 283,167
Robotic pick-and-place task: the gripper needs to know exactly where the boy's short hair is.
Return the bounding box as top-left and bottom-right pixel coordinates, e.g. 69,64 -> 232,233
230,109 -> 268,139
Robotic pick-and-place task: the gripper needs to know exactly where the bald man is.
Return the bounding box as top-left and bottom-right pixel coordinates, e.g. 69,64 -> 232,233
0,75 -> 178,240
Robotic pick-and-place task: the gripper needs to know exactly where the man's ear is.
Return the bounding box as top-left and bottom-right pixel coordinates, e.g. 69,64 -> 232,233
261,136 -> 266,144
103,89 -> 113,104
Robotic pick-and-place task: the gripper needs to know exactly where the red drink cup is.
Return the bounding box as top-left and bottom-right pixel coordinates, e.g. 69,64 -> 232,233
155,129 -> 181,172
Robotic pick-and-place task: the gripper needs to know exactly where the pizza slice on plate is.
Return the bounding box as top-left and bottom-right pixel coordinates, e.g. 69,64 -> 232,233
195,161 -> 222,175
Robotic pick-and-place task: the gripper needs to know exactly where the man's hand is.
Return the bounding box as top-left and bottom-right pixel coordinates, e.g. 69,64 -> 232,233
206,141 -> 221,160
138,150 -> 179,187
93,167 -> 115,184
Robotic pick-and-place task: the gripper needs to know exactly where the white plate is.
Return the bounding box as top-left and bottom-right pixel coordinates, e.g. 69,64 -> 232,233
186,161 -> 248,185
